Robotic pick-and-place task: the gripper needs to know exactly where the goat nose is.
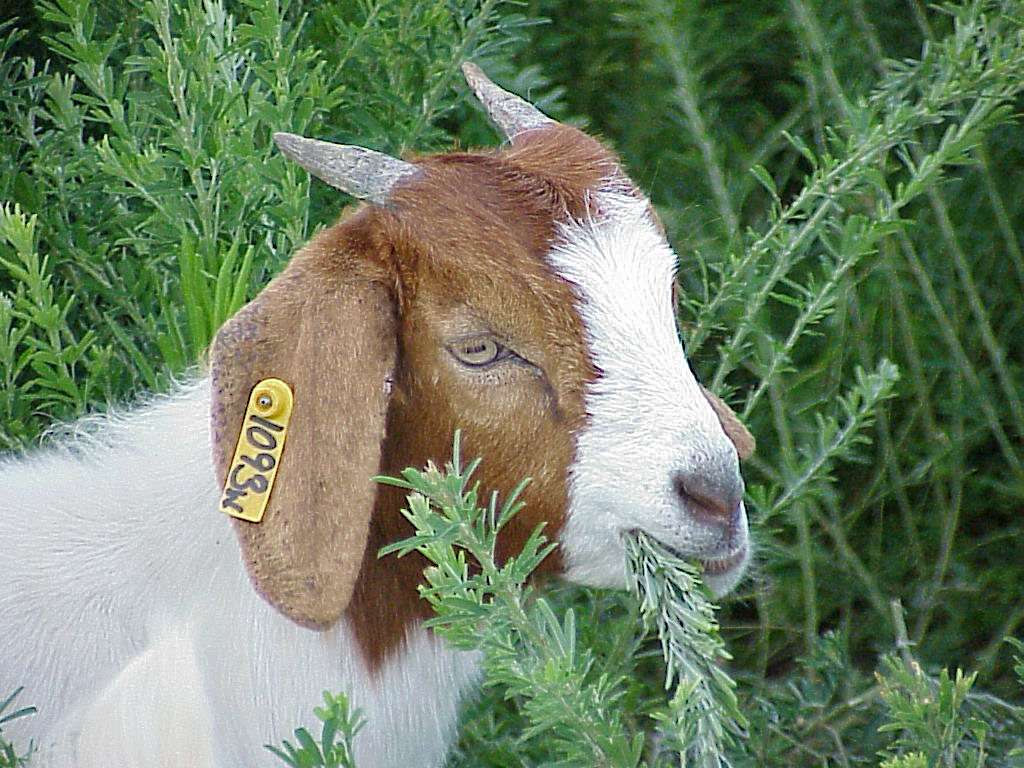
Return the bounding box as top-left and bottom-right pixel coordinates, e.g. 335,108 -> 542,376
672,468 -> 744,523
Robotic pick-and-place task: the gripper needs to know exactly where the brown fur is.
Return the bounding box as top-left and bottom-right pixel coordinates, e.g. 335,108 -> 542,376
209,214 -> 398,629
209,122 -> 753,669
700,387 -> 756,461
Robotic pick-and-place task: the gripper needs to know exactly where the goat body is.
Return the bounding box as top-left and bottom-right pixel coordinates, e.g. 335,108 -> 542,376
0,382 -> 480,766
0,66 -> 752,767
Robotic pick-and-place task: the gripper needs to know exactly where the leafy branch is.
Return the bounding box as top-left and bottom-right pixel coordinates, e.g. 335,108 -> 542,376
624,532 -> 746,768
378,435 -> 751,767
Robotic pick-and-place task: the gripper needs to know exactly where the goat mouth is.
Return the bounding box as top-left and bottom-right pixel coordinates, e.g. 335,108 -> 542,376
637,533 -> 747,578
698,546 -> 747,576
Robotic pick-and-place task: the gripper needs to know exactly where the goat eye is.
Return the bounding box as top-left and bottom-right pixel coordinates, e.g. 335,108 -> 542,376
449,338 -> 503,367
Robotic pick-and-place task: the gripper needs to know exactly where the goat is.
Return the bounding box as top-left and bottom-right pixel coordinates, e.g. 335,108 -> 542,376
0,64 -> 754,768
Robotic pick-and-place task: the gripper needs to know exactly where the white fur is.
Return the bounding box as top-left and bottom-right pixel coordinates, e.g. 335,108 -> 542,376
0,382 -> 481,767
548,188 -> 749,595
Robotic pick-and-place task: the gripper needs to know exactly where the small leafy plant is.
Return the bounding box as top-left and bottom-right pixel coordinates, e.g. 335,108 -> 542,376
267,691 -> 364,768
0,689 -> 35,768
876,656 -> 986,767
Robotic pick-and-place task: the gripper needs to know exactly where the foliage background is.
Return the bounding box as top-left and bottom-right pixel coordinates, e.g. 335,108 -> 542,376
0,0 -> 1022,764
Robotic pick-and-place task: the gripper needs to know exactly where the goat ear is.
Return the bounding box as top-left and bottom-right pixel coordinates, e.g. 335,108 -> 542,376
700,386 -> 756,461
209,240 -> 396,629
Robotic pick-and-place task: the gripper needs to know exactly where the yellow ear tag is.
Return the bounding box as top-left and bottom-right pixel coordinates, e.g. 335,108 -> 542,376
219,378 -> 293,523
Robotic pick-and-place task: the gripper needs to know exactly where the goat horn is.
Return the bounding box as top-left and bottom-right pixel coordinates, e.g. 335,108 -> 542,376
273,133 -> 422,204
461,62 -> 553,140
